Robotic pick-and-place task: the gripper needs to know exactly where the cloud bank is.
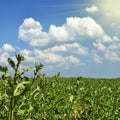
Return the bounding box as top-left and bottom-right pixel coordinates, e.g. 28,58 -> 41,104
18,17 -> 107,47
0,16 -> 120,74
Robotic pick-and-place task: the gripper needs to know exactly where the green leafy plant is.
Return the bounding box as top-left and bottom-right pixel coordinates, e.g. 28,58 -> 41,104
0,54 -> 31,120
0,54 -> 119,120
1,54 -> 25,120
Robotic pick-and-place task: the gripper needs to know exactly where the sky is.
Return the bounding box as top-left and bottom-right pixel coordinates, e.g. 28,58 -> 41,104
0,0 -> 120,78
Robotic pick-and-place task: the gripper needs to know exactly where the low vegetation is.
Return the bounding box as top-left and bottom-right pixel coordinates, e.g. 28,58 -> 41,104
0,54 -> 120,120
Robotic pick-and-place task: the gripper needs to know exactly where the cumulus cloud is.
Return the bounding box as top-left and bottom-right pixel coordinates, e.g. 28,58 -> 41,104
91,50 -> 103,63
34,49 -> 64,64
0,44 -> 15,65
85,6 -> 98,13
1,15 -> 120,77
18,17 -> 120,66
2,43 -> 15,52
64,17 -> 104,40
34,49 -> 80,65
18,18 -> 49,47
107,43 -> 120,50
66,55 -> 80,64
93,37 -> 120,62
18,17 -> 108,47
19,49 -> 35,63
104,51 -> 120,62
44,42 -> 88,55
93,42 -> 106,52
0,52 -> 10,64
49,25 -> 69,42
113,36 -> 119,42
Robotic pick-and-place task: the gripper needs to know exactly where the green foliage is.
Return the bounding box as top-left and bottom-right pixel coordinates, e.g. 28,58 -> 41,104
0,54 -> 120,120
0,66 -> 8,73
8,58 -> 15,69
0,54 -> 44,120
16,54 -> 25,68
34,63 -> 44,78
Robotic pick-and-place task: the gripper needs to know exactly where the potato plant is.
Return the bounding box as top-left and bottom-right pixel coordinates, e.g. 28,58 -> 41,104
0,54 -> 43,120
0,54 -> 120,120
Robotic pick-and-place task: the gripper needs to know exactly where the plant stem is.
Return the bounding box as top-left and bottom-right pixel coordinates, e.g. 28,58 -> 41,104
8,72 -> 17,120
8,92 -> 14,120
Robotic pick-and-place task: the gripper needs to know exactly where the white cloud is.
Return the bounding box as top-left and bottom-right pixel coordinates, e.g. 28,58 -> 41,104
49,25 -> 69,41
19,49 -> 35,63
2,43 -> 15,52
93,36 -> 120,62
16,16 -> 120,66
0,44 -> 15,66
91,50 -> 103,63
44,44 -> 67,53
44,42 -> 88,55
107,43 -> 120,50
34,49 -> 80,65
18,18 -> 49,47
104,51 -> 120,62
1,11 -> 120,77
93,42 -> 106,52
65,43 -> 88,55
65,17 -> 104,40
17,17 -> 120,66
65,55 -> 80,64
113,36 -> 119,42
34,49 -> 64,64
85,6 -> 98,13
102,35 -> 112,42
18,17 -> 108,47
0,52 -> 10,64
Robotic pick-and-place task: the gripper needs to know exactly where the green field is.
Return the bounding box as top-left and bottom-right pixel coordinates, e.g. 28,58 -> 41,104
0,76 -> 120,120
0,54 -> 120,120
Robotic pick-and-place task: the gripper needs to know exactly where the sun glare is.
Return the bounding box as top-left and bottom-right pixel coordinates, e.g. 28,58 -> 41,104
100,0 -> 120,22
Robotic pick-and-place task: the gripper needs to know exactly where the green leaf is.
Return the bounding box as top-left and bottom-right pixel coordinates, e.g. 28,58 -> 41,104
7,58 -> 15,69
35,63 -> 44,71
16,54 -> 25,62
15,54 -> 25,69
14,81 -> 30,96
7,77 -> 14,87
39,63 -> 44,68
0,66 -> 8,73
21,68 -> 31,75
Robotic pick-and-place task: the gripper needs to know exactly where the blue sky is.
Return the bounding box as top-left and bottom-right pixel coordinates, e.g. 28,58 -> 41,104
0,0 -> 120,77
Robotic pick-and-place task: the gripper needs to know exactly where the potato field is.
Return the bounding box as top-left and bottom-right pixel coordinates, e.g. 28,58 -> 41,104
0,54 -> 120,120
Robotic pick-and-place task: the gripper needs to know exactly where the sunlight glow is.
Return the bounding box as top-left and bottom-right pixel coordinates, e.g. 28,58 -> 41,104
100,0 -> 120,22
